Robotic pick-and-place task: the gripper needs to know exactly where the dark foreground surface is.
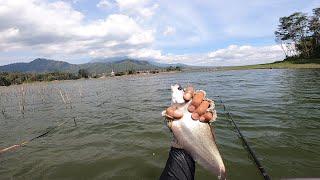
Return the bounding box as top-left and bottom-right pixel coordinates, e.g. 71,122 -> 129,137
0,69 -> 319,179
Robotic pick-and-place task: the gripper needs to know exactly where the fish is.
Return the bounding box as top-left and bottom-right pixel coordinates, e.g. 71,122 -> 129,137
162,84 -> 226,180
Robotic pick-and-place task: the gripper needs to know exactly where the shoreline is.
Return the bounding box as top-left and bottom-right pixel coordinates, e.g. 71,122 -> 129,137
0,70 -> 181,87
219,59 -> 320,71
1,60 -> 320,87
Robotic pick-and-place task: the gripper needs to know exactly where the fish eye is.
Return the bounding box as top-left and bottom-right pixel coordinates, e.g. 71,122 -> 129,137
178,86 -> 183,91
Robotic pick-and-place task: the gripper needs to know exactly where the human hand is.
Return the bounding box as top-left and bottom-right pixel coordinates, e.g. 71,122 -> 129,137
161,85 -> 225,180
164,85 -> 216,123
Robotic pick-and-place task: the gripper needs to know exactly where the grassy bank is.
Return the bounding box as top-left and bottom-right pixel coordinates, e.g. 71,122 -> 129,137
221,58 -> 320,70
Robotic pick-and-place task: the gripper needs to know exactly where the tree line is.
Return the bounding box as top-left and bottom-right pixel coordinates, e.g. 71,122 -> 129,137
275,8 -> 320,59
0,71 -> 80,86
0,68 -> 99,86
0,66 -> 182,86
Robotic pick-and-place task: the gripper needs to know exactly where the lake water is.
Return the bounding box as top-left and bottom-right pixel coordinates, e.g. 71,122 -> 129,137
0,69 -> 319,180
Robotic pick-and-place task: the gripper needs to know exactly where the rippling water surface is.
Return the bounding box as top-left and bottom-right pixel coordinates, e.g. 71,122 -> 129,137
0,69 -> 320,180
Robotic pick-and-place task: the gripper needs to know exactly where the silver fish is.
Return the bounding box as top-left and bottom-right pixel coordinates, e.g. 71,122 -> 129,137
162,84 -> 226,180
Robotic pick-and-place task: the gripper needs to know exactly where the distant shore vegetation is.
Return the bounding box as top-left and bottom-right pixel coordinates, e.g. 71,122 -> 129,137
0,66 -> 181,86
275,8 -> 320,61
0,72 -> 79,86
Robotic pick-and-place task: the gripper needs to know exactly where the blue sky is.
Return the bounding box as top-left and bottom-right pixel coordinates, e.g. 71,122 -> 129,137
0,0 -> 319,66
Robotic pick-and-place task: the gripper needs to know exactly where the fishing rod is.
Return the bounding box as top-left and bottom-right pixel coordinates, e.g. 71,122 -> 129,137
0,118 -> 77,155
217,96 -> 271,180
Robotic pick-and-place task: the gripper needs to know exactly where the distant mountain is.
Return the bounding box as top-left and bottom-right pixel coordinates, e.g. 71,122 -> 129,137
91,57 -> 189,68
80,59 -> 160,74
0,58 -> 181,74
149,61 -> 188,67
90,56 -> 129,63
0,58 -> 78,73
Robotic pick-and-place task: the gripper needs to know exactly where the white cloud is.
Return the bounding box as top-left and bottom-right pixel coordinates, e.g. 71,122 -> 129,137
126,30 -> 154,45
207,45 -> 284,66
0,28 -> 20,41
117,0 -> 157,18
163,26 -> 176,36
1,0 -> 311,66
97,0 -> 158,18
0,0 -> 155,60
97,0 -> 113,9
142,45 -> 284,66
146,0 -> 213,49
129,48 -> 162,59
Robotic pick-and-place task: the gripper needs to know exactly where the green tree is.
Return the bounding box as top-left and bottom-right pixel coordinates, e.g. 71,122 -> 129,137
0,75 -> 11,86
309,8 -> 320,57
275,8 -> 320,60
78,69 -> 89,78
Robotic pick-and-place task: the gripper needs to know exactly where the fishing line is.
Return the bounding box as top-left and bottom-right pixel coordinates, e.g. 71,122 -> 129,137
216,95 -> 271,180
0,118 -> 76,155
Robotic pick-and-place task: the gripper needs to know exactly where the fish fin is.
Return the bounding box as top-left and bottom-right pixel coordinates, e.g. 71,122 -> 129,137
161,110 -> 167,117
210,125 -> 216,141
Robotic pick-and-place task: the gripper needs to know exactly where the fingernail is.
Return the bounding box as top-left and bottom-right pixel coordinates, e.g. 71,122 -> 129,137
191,113 -> 199,120
183,92 -> 192,101
188,105 -> 195,112
173,110 -> 183,119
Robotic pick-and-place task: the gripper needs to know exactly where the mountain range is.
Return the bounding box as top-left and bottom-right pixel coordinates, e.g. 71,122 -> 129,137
0,58 -> 185,74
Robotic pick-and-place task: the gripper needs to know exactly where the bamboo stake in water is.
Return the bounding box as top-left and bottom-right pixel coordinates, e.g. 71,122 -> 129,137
0,92 -> 6,117
65,91 -> 72,109
19,86 -> 26,114
0,120 -> 69,155
59,89 -> 67,108
78,85 -> 83,102
59,89 -> 73,109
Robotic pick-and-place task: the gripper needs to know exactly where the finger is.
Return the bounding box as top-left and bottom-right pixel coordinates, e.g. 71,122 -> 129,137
189,91 -> 205,112
192,91 -> 205,107
186,86 -> 195,93
165,106 -> 176,118
188,105 -> 196,112
183,92 -> 193,101
183,86 -> 194,101
195,100 -> 210,116
199,112 -> 213,123
173,109 -> 183,119
165,106 -> 183,119
191,112 -> 200,120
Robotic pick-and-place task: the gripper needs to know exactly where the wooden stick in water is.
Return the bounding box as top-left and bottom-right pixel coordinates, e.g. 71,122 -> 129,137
0,120 -> 69,155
